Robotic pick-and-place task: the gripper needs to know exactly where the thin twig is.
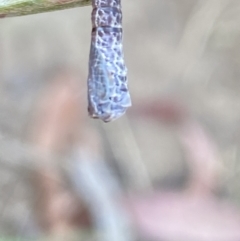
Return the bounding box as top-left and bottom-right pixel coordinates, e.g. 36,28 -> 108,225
100,116 -> 153,191
177,0 -> 229,83
0,0 -> 90,17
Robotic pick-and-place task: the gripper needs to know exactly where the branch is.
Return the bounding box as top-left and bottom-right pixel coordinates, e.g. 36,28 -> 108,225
0,0 -> 90,18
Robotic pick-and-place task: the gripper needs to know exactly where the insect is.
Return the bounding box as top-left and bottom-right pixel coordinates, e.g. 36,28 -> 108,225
87,0 -> 131,122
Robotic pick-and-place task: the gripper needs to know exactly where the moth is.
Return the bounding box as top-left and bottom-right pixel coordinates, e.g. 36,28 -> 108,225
87,0 -> 131,122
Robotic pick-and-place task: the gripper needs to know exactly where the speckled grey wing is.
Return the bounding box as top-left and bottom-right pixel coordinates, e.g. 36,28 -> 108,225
87,0 -> 131,123
87,42 -> 131,122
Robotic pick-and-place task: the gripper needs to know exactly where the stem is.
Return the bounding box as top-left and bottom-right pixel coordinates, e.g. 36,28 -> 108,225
0,0 -> 90,18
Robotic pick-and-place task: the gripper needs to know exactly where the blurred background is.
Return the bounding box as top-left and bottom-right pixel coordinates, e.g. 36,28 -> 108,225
1,0 -> 240,240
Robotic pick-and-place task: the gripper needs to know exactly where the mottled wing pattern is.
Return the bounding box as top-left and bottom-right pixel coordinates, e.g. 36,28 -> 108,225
87,0 -> 131,122
88,42 -> 111,103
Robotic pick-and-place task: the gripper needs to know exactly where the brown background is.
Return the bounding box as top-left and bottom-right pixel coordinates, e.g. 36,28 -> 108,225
0,0 -> 240,239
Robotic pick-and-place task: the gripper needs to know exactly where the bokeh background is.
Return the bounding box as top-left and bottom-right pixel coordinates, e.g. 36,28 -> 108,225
1,0 -> 240,240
